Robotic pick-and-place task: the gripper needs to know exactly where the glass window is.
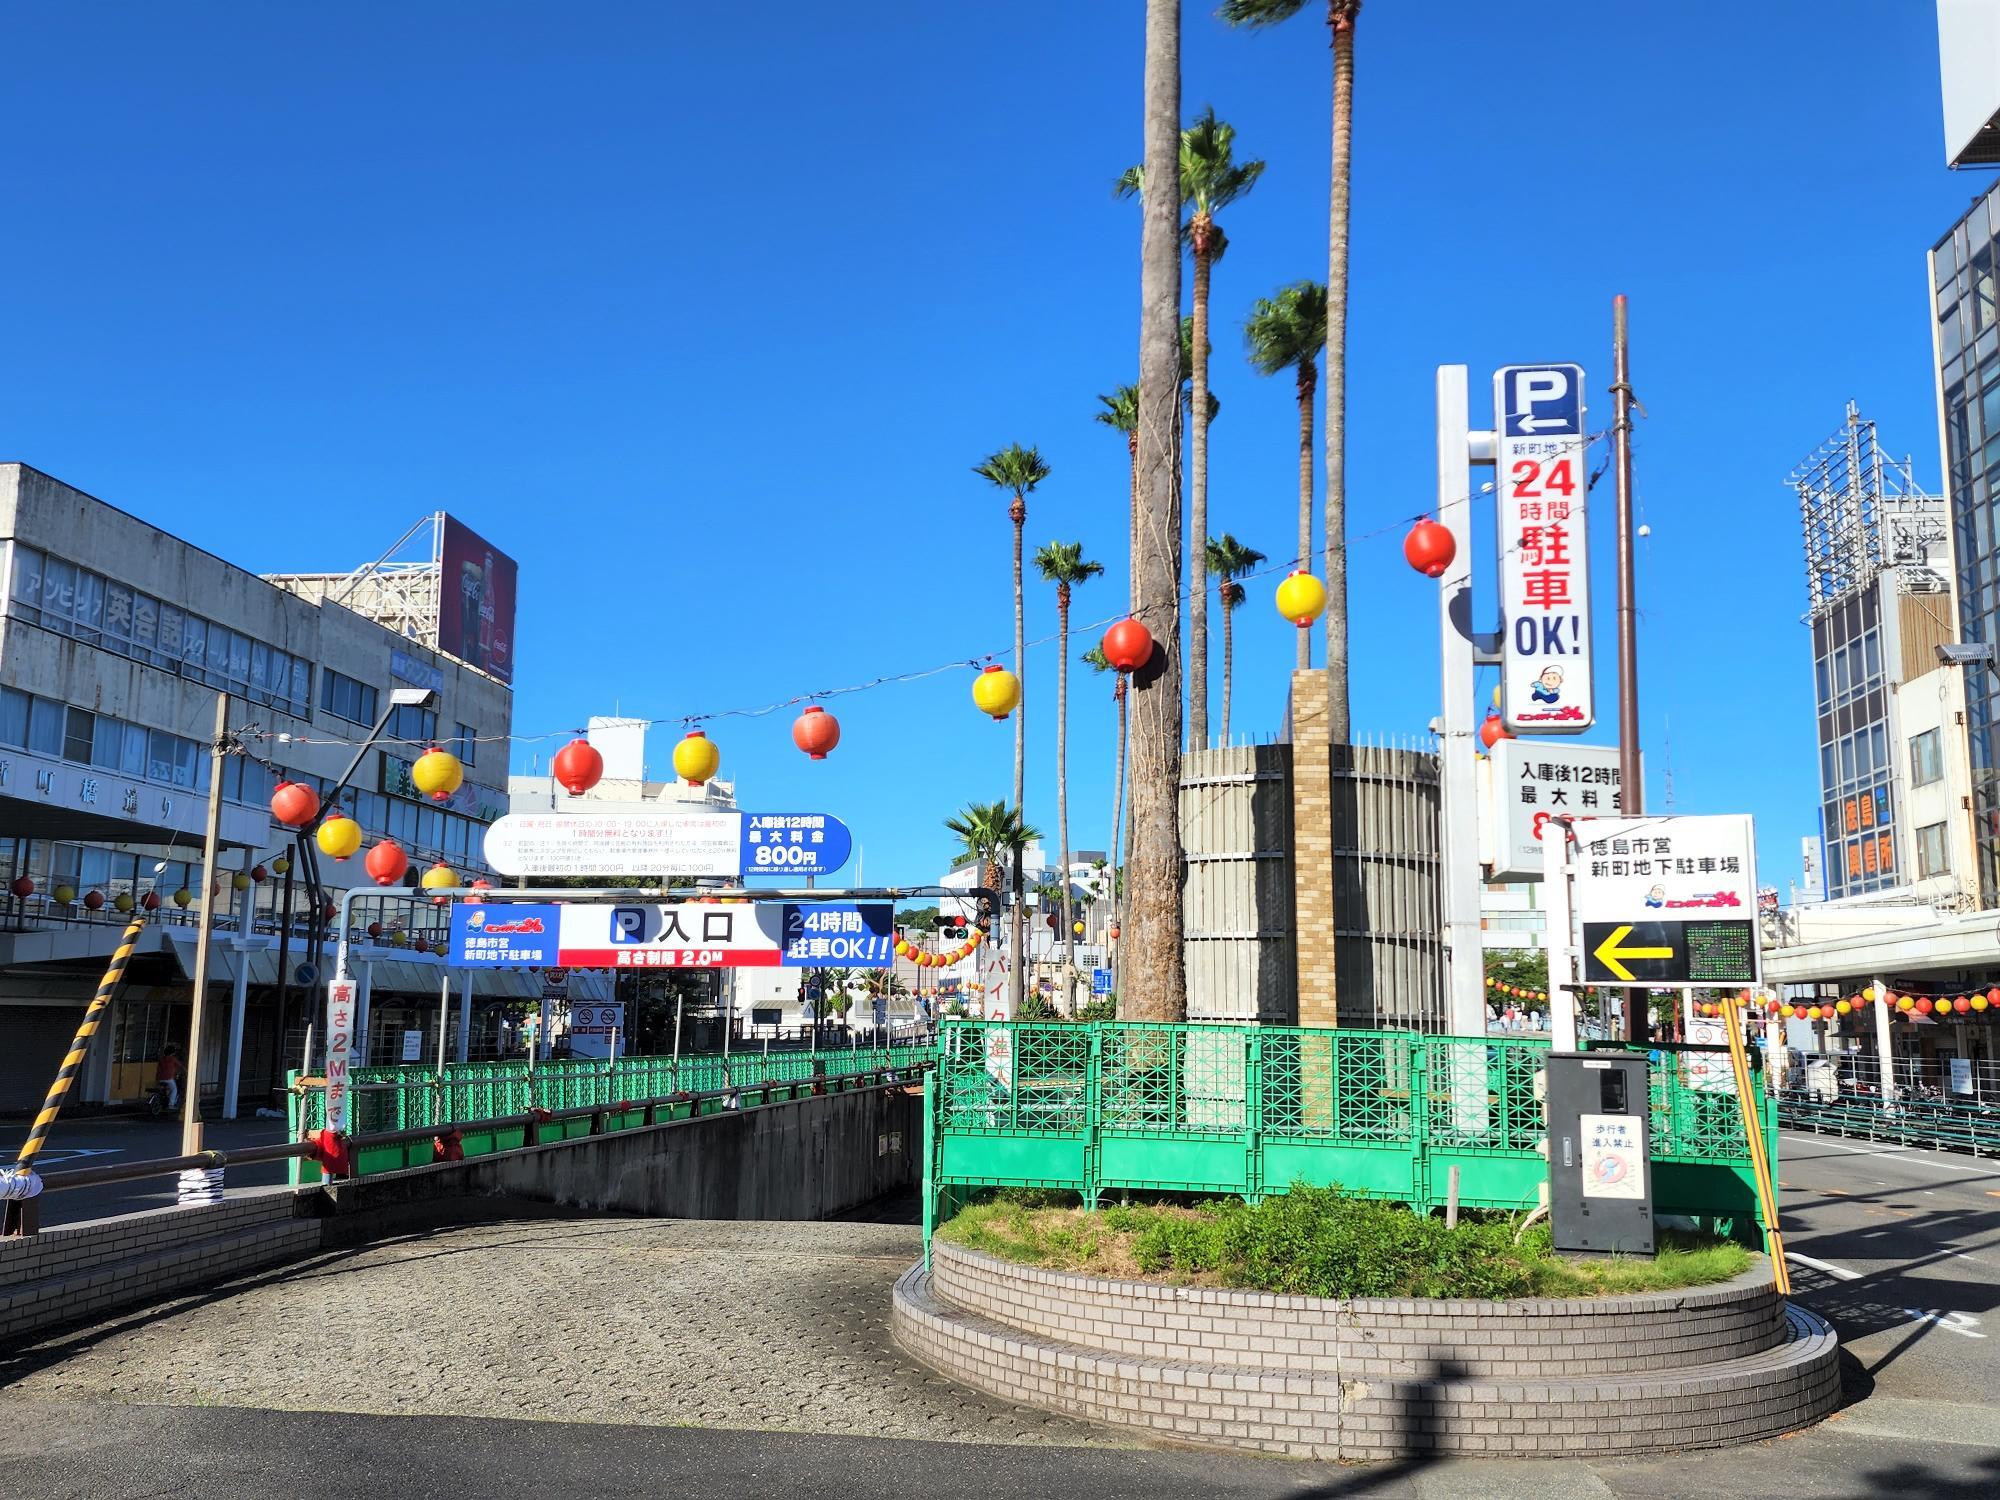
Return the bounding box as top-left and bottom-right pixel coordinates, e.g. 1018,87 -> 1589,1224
388,800 -> 417,842
445,816 -> 469,860
0,687 -> 26,748
221,756 -> 244,801
1919,821 -> 1950,878
38,558 -> 75,633
1863,631 -> 1881,682
71,569 -> 103,639
120,723 -> 146,777
26,698 -> 60,756
1913,728 -> 1944,786
173,737 -> 198,789
8,546 -> 43,614
61,707 -> 94,763
250,642 -> 270,697
417,806 -> 443,852
290,658 -> 311,713
103,581 -> 134,641
147,729 -> 177,783
452,722 -> 477,768
135,595 -> 161,656
91,715 -> 121,769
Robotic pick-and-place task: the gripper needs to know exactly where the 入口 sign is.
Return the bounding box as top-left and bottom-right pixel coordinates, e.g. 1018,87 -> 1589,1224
1575,815 -> 1760,987
1496,364 -> 1594,734
1481,739 -> 1625,880
554,901 -> 895,969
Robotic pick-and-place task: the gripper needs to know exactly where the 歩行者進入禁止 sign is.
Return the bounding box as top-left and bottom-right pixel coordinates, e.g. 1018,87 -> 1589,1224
1496,364 -> 1594,735
479,811 -> 854,881
551,900 -> 896,969
1480,738 -> 1625,881
450,903 -> 561,968
1575,815 -> 1759,986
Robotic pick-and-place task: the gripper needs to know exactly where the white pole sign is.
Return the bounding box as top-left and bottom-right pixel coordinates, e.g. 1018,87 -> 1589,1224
1496,364 -> 1593,734
482,812 -> 742,879
1482,738 -> 1626,880
324,978 -> 358,1135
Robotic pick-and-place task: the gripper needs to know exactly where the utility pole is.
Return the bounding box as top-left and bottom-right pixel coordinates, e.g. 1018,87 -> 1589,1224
1611,295 -> 1646,1045
182,692 -> 232,1157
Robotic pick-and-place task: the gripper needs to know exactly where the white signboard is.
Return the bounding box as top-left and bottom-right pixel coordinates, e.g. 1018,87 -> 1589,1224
1950,1056 -> 1974,1096
1481,739 -> 1625,880
1685,1017 -> 1732,1092
1496,364 -> 1594,734
1575,814 -> 1760,987
569,1002 -> 624,1059
1579,1112 -> 1644,1200
482,812 -> 742,879
401,1029 -> 423,1062
324,978 -> 358,1135
556,901 -> 786,968
1800,835 -> 1824,902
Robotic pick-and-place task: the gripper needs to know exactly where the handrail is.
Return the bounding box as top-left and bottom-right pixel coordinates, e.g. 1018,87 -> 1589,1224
30,1059 -> 929,1199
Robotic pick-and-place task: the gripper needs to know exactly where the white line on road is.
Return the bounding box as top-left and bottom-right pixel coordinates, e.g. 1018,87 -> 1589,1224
1786,1251 -> 1861,1282
1780,1133 -> 1996,1178
1900,1309 -> 1986,1339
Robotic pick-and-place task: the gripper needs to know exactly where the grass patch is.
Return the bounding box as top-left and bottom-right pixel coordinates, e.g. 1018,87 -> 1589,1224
938,1183 -> 1750,1300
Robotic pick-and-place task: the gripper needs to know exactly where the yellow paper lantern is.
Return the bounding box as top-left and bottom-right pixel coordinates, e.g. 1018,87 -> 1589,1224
421,862 -> 457,893
673,730 -> 721,786
971,665 -> 1022,720
232,872 -> 252,892
271,856 -> 291,876
317,816 -> 363,861
1073,921 -> 1085,936
1835,999 -> 1852,1016
52,884 -> 76,904
411,745 -> 465,802
1275,570 -> 1327,628
172,887 -> 192,909
113,891 -> 135,913
1974,994 -> 1991,1012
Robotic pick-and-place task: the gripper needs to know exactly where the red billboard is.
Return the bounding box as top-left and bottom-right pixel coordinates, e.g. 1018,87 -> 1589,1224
437,516 -> 518,684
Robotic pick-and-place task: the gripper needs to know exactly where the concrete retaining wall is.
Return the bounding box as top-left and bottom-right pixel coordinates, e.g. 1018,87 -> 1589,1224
893,1241 -> 1842,1459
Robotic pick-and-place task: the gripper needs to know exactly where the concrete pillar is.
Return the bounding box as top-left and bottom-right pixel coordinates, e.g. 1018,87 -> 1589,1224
1872,976 -> 1896,1110
1289,669 -> 1336,1027
456,971 -> 473,1063
222,867 -> 254,1120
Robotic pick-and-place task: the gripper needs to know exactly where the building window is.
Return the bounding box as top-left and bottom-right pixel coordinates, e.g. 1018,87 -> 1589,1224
386,703 -> 437,747
1912,728 -> 1944,787
1919,821 -> 1950,878
61,707 -> 94,764
319,670 -> 380,726
451,722 -> 477,768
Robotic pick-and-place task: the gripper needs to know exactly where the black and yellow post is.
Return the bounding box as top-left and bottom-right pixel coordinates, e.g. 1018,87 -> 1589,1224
2,913 -> 151,1236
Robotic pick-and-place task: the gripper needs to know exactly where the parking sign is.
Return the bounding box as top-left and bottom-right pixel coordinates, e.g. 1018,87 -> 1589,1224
1496,364 -> 1594,734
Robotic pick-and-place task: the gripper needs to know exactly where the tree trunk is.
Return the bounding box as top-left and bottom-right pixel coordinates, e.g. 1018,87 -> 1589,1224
1220,591 -> 1234,747
1057,585 -> 1074,1014
1111,676 -> 1128,1009
1126,0 -> 1186,1025
1323,11 -> 1356,741
1127,434 -> 1139,614
1295,359 -> 1317,671
1188,237 -> 1213,751
1010,499 -> 1027,1019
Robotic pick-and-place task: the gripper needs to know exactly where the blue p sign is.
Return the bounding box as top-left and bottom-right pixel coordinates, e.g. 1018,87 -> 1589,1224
610,907 -> 648,944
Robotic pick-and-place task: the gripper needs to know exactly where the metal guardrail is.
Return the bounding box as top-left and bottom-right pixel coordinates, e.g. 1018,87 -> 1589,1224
1776,1090 -> 2000,1157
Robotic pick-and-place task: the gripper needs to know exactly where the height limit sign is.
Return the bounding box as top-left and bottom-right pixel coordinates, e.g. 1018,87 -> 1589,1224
1497,365 -> 1594,734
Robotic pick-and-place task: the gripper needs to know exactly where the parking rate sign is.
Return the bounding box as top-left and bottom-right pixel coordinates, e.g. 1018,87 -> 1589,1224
1496,364 -> 1594,734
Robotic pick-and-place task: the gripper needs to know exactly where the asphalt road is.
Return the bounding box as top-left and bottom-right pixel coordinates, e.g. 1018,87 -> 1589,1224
0,1115 -> 290,1226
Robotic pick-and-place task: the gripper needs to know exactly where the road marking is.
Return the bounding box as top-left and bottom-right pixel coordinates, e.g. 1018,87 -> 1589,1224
1779,1133 -> 1994,1177
1786,1251 -> 1861,1282
1901,1309 -> 1986,1339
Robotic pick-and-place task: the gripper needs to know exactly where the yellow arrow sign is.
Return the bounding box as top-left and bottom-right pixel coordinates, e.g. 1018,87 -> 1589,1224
1592,924 -> 1675,982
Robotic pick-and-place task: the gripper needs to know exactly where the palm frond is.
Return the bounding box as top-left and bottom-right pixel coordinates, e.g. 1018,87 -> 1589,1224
1113,164 -> 1145,199
1180,106 -> 1266,217
1094,384 -> 1140,434
1216,0 -> 1311,27
972,443 -> 1051,496
1243,279 -> 1329,377
1205,531 -> 1268,580
1034,539 -> 1106,586
1081,645 -> 1113,673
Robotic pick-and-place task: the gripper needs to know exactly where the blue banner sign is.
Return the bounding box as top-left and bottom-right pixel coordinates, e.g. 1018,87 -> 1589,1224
779,902 -> 894,967
1091,967 -> 1113,996
743,813 -> 853,879
450,903 -> 561,967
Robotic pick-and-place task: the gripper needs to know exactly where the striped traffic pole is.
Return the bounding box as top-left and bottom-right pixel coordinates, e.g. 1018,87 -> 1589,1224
13,914 -> 150,1175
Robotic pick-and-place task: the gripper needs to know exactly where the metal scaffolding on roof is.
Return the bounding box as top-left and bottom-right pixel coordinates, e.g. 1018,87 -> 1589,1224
1791,402 -> 1947,623
261,513 -> 443,645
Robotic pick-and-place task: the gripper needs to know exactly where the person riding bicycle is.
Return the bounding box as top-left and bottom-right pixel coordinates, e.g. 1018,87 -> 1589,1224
156,1045 -> 182,1110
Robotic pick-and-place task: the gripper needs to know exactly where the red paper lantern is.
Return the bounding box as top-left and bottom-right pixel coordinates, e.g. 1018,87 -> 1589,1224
251,864 -> 268,884
792,705 -> 841,760
1916,996 -> 1935,1015
467,878 -> 492,907
1403,518 -> 1456,578
9,877 -> 31,899
367,921 -> 383,938
552,737 -> 604,797
141,891 -> 161,911
1101,618 -> 1155,673
270,780 -> 321,828
1956,996 -> 1972,1014
1109,926 -> 1120,941
1480,714 -> 1513,750
364,840 -> 409,888
83,890 -> 105,911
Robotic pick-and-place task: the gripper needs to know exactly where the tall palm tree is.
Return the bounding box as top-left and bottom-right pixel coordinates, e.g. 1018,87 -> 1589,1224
1203,533 -> 1267,746
1083,644 -> 1129,1009
943,801 -> 1040,1015
1128,0 -> 1187,1023
973,444 -> 1050,1016
1095,386 -> 1140,610
1033,540 -> 1104,1009
1244,280 -> 1328,671
1120,109 -> 1264,750
1219,0 -> 1360,739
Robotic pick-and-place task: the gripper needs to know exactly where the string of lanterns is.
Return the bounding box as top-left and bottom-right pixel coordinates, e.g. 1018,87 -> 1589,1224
895,928 -> 986,968
1484,976 -> 1549,1003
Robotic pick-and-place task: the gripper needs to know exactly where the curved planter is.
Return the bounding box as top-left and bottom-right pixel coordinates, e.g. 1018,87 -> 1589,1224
892,1241 -> 1841,1460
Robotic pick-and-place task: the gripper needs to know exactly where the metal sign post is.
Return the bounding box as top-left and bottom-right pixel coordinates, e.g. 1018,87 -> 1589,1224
1542,818 -> 1581,1052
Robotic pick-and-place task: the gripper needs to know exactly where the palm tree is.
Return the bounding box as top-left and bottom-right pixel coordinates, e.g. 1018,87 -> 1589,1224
1128,0 -> 1187,1023
1244,280 -> 1328,671
1095,386 -> 1140,610
1083,644 -> 1129,1008
1034,541 -> 1103,1010
1219,0 -> 1360,739
942,800 -> 1040,1016
1120,108 -> 1264,751
973,444 -> 1050,1015
1203,534 -> 1267,745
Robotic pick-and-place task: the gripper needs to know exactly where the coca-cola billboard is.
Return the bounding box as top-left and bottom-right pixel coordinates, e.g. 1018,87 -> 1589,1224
437,516 -> 517,684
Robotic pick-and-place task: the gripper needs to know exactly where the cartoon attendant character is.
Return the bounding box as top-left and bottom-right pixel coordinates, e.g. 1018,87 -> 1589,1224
1644,884 -> 1667,908
1531,666 -> 1564,704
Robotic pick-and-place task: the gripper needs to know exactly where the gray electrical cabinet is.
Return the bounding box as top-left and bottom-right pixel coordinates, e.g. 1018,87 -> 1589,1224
1547,1052 -> 1655,1256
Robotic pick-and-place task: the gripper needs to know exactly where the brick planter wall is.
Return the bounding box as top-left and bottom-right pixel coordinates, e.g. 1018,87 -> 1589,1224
893,1242 -> 1842,1459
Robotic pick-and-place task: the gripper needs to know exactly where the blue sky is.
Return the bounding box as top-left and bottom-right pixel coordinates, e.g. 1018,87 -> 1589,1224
0,2 -> 1989,887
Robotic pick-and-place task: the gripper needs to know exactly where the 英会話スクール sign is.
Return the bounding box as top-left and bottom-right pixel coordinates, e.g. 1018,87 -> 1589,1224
1574,815 -> 1759,987
1496,364 -> 1594,735
552,900 -> 895,969
480,811 -> 854,881
1480,738 -> 1625,881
